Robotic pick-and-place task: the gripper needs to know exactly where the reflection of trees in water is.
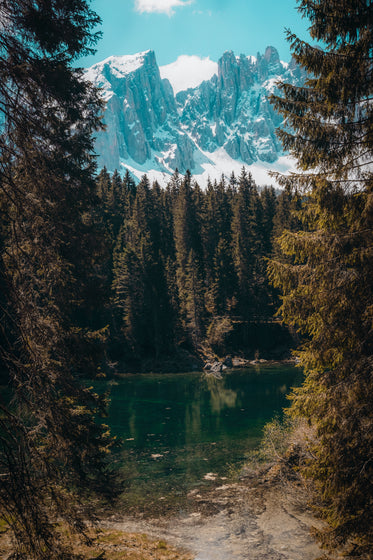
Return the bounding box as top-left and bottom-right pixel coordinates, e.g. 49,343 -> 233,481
182,377 -> 240,481
105,370 -> 298,508
185,400 -> 202,444
205,376 -> 238,414
183,377 -> 239,445
128,408 -> 137,439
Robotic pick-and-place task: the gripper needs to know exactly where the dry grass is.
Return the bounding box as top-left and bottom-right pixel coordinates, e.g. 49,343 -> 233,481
0,523 -> 193,560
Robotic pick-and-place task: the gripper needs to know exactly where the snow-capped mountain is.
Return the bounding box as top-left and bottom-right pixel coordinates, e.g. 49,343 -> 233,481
86,47 -> 305,185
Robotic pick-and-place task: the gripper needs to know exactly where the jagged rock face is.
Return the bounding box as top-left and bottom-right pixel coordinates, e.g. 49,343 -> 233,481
86,47 -> 305,175
87,50 -> 196,171
177,47 -> 304,165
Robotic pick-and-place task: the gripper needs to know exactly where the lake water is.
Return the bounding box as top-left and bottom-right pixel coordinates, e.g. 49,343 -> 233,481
102,365 -> 301,513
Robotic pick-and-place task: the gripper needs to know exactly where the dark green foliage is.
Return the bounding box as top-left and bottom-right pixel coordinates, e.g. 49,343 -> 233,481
269,0 -> 373,556
103,167 -> 292,364
231,169 -> 268,318
0,1 -> 117,558
111,176 -> 175,361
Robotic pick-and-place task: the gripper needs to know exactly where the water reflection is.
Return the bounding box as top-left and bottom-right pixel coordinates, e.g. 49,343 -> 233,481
204,375 -> 238,413
102,366 -> 301,506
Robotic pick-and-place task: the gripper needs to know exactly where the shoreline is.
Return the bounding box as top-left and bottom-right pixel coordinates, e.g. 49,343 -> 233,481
101,460 -> 322,560
111,357 -> 299,377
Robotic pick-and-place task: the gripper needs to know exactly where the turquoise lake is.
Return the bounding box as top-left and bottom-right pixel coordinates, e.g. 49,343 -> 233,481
100,365 -> 302,513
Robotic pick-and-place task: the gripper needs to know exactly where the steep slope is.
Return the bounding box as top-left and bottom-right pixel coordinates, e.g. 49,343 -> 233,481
86,50 -> 197,173
86,47 -> 305,184
177,47 -> 292,164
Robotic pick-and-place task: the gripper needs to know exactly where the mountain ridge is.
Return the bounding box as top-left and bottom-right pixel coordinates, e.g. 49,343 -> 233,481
86,47 -> 305,185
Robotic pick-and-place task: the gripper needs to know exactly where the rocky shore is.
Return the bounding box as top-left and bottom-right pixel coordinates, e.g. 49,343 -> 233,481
203,356 -> 298,375
104,459 -> 323,560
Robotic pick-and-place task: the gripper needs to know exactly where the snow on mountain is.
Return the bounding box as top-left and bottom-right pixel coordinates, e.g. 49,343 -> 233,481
86,46 -> 306,186
160,55 -> 218,94
126,147 -> 297,188
85,51 -> 152,100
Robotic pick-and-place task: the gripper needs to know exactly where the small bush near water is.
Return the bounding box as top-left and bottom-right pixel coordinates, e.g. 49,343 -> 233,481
243,416 -> 314,475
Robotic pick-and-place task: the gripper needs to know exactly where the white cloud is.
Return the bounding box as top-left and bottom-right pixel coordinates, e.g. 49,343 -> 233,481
134,0 -> 193,16
160,55 -> 218,94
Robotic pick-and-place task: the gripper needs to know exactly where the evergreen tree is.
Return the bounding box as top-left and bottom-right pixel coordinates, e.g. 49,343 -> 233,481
113,246 -> 146,353
96,166 -> 112,202
271,185 -> 302,249
0,1 -> 116,557
269,1 -> 373,555
168,167 -> 182,197
103,168 -> 286,362
121,168 -> 137,222
212,237 -> 236,315
173,171 -> 205,346
260,186 -> 277,255
113,176 -> 174,359
184,249 -> 205,348
110,169 -> 127,237
229,171 -> 238,194
231,169 -> 259,318
203,176 -> 236,318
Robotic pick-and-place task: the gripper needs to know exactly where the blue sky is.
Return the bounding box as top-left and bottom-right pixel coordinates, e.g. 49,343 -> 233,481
79,0 -> 310,67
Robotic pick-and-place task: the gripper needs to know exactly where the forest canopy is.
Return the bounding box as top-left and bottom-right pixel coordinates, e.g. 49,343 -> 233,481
95,167 -> 297,370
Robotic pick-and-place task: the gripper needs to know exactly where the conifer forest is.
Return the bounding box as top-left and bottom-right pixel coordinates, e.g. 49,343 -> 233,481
0,0 -> 372,559
96,167 -> 296,369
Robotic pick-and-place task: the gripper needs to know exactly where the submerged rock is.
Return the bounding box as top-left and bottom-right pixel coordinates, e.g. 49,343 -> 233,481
203,472 -> 218,481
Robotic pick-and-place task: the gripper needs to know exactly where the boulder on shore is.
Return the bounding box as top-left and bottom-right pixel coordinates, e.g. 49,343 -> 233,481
223,356 -> 233,368
203,361 -> 226,375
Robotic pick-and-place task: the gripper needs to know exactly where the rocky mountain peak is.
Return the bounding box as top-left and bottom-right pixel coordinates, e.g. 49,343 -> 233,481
218,50 -> 237,78
264,46 -> 280,65
87,47 -> 305,184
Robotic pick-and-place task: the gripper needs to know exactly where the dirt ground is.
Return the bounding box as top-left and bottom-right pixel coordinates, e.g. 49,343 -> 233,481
104,463 -> 325,560
0,462 -> 324,560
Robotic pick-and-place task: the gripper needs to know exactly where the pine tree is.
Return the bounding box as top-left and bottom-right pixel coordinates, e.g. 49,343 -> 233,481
271,185 -> 302,250
212,237 -> 236,315
113,246 -> 146,353
269,1 -> 373,555
231,168 -> 261,318
173,171 -> 205,346
184,249 -> 205,348
0,1 -> 116,557
113,176 -> 174,360
202,176 -> 236,318
260,186 -> 277,255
